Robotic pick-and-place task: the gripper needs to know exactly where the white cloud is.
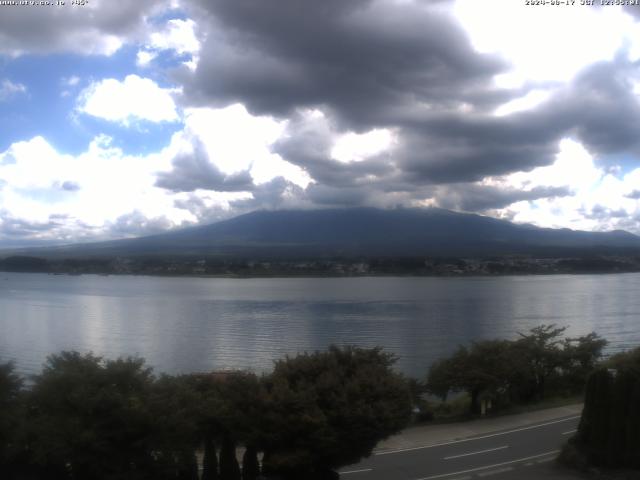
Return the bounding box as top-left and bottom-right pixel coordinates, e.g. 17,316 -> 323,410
180,104 -> 311,188
0,2 -> 163,57
77,75 -> 180,125
0,79 -> 26,101
0,104 -> 314,243
493,89 -> 553,117
453,1 -> 640,88
138,18 -> 202,70
0,135 -> 192,242
62,76 -> 80,87
136,50 -> 158,68
331,129 -> 395,163
488,138 -> 640,232
149,18 -> 200,55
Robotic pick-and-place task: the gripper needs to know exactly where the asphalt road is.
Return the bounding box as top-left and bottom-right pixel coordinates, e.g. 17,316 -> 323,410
339,414 -> 581,480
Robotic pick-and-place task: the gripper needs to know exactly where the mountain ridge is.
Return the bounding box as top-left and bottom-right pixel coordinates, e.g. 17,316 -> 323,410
4,207 -> 640,259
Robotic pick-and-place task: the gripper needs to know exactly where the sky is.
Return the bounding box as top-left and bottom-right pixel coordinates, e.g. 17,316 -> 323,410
3,0 -> 640,246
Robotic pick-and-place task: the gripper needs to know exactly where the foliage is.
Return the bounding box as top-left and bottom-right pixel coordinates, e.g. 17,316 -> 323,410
513,324 -> 568,401
427,325 -> 608,414
0,362 -> 23,476
1,332 -> 611,478
25,352 -> 157,479
573,360 -> 640,470
146,374 -> 202,479
561,332 -> 608,393
607,346 -> 640,372
427,340 -> 516,414
241,446 -> 260,480
261,345 -> 412,478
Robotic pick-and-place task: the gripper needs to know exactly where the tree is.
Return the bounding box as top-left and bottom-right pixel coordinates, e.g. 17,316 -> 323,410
427,326 -> 607,413
26,351 -> 157,480
572,351 -> 640,470
427,340 -> 517,414
561,332 -> 607,393
608,346 -> 640,372
147,374 -> 202,480
260,346 -> 411,479
0,362 -> 23,478
187,371 -> 264,480
241,446 -> 260,480
514,324 -> 567,401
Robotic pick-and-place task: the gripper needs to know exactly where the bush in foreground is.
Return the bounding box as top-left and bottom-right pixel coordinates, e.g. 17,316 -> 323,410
260,346 -> 412,479
0,346 -> 412,480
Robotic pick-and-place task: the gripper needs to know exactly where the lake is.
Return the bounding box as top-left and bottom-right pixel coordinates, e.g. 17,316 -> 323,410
1,272 -> 639,378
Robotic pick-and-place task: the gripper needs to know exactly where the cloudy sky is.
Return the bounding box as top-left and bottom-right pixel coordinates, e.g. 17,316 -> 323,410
2,0 -> 640,246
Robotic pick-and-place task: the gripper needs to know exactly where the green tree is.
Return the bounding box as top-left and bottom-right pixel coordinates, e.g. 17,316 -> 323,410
260,346 -> 411,479
608,346 -> 640,372
561,332 -> 607,393
241,445 -> 260,480
147,374 -> 202,480
513,324 -> 567,401
0,362 -> 23,478
572,351 -> 640,470
187,371 -> 263,480
26,351 -> 157,480
427,340 -> 516,414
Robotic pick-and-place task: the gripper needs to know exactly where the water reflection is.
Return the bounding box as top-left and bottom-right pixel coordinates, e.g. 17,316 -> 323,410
1,273 -> 639,378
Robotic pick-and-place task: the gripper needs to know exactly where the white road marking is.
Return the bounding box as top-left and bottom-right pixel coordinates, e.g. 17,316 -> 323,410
562,429 -> 577,435
536,457 -> 555,464
341,468 -> 373,475
444,445 -> 508,460
413,450 -> 560,480
376,416 -> 580,456
477,467 -> 513,477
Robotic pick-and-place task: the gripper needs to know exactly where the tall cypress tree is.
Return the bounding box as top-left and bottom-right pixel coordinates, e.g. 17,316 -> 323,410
202,436 -> 219,480
219,436 -> 241,480
576,359 -> 640,469
241,446 -> 260,480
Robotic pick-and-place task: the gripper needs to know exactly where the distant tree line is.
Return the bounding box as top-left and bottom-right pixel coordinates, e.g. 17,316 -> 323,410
4,254 -> 640,277
425,325 -> 608,415
0,347 -> 412,480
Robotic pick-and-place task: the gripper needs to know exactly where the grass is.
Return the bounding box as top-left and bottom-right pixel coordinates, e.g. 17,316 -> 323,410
413,392 -> 584,426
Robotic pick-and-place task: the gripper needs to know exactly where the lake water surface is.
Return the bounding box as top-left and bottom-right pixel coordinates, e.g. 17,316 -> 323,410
1,272 -> 639,378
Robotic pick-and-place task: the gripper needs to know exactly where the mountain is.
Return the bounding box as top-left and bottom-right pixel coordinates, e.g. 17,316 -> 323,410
6,207 -> 640,259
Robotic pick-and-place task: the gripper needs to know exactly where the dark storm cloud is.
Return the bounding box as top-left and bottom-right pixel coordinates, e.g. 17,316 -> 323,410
177,0 -> 574,198
271,112 -> 396,189
0,1 -> 160,56
582,205 -> 629,221
432,184 -> 571,212
175,0 -> 640,198
305,184 -> 374,207
155,139 -> 254,193
181,0 -> 509,126
553,59 -> 640,159
393,112 -> 563,184
230,177 -> 308,211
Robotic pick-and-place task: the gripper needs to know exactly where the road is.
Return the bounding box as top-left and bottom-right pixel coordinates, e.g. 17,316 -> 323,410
339,414 -> 582,480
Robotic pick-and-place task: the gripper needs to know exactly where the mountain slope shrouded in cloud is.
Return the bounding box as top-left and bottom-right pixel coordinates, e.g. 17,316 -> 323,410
10,208 -> 640,259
